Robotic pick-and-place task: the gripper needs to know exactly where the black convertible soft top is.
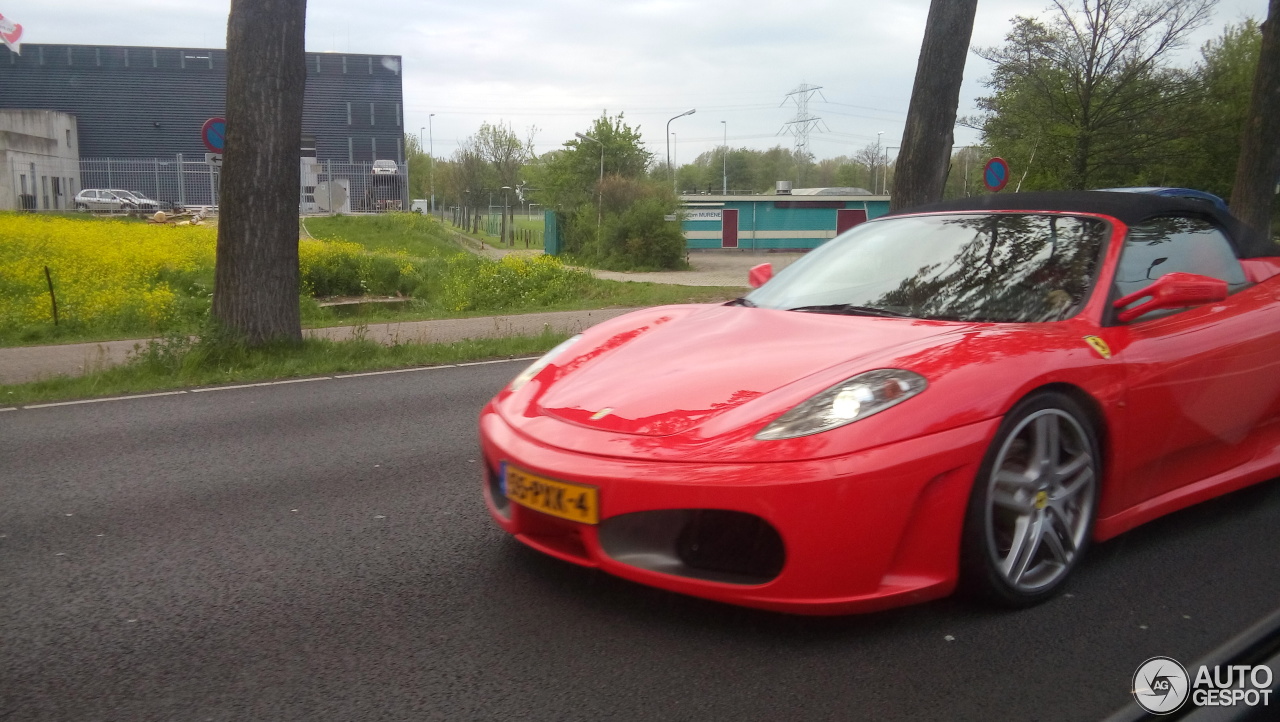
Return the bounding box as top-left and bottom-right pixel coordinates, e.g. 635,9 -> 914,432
892,190 -> 1277,258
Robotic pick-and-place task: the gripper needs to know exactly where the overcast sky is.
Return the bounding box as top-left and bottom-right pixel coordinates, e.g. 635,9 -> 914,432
8,0 -> 1269,165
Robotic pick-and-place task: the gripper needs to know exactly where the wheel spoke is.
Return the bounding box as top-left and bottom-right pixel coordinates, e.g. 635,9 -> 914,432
1002,513 -> 1042,583
1042,509 -> 1077,565
1055,451 -> 1089,481
1054,463 -> 1094,503
1031,415 -> 1060,476
993,487 -> 1033,513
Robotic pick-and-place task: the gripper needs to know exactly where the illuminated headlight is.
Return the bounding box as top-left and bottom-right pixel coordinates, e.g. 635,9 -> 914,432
755,369 -> 927,440
508,335 -> 581,392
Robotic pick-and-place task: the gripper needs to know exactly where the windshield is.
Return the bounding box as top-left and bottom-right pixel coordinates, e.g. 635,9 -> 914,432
745,213 -> 1109,323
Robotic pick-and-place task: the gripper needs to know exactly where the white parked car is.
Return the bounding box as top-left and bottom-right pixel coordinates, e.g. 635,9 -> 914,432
74,189 -> 159,212
371,159 -> 398,175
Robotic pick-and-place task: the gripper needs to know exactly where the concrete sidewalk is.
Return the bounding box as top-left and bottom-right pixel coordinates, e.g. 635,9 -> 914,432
0,308 -> 639,386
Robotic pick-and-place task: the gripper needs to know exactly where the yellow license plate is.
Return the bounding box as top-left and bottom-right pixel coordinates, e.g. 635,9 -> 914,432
503,464 -> 599,525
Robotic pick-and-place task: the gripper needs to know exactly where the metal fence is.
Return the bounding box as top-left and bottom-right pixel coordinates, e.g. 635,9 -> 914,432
299,160 -> 409,215
6,157 -> 409,214
79,156 -> 221,210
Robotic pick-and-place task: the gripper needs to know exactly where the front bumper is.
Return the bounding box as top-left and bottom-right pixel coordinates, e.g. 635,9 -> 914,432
480,406 -> 998,615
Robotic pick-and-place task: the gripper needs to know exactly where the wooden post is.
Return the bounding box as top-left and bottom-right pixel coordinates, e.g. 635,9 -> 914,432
44,266 -> 59,326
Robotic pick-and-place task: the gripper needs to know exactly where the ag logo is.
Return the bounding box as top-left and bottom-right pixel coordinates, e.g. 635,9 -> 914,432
1133,656 -> 1190,714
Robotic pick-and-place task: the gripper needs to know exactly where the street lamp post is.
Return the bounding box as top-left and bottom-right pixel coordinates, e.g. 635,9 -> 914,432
883,146 -> 899,196
720,120 -> 727,195
874,130 -> 883,196
575,132 -> 604,247
429,113 -> 435,215
666,108 -> 695,197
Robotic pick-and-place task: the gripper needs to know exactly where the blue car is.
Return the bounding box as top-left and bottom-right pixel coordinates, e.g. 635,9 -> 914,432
1097,186 -> 1230,214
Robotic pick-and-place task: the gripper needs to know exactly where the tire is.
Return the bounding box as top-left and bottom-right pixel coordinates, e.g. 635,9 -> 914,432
75,203 -> 87,211
960,391 -> 1100,607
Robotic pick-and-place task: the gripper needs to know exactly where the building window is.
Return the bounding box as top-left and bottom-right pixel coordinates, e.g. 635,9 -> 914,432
372,137 -> 378,160
66,129 -> 71,147
180,51 -> 185,69
346,102 -> 352,125
95,48 -> 101,66
342,56 -> 347,74
369,103 -> 375,126
67,47 -> 73,65
348,137 -> 353,164
396,103 -> 401,127
152,49 -> 158,68
396,137 -> 403,164
314,55 -> 320,73
38,46 -> 44,65
124,48 -> 129,68
368,57 -> 373,74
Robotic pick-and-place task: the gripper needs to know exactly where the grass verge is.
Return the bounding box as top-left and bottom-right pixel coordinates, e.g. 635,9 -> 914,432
0,330 -> 566,407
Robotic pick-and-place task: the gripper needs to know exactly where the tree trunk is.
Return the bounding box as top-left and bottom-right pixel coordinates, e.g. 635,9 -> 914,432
890,0 -> 980,212
1230,0 -> 1280,253
212,0 -> 308,345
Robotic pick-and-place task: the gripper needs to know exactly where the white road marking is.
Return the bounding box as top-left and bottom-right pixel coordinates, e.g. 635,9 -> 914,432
332,366 -> 456,379
9,358 -> 532,410
457,357 -> 537,366
190,377 -> 332,393
23,390 -> 189,409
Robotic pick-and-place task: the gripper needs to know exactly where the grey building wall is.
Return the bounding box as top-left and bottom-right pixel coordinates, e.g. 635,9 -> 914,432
0,109 -> 81,211
0,44 -> 404,164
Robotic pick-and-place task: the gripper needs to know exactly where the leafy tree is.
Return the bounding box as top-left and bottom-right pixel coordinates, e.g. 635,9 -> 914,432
545,114 -> 684,270
973,0 -> 1216,190
1188,20 -> 1261,194
543,113 -> 651,210
404,133 -> 431,203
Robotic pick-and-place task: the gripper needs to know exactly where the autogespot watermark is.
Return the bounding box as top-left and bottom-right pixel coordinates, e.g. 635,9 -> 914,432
1132,656 -> 1274,714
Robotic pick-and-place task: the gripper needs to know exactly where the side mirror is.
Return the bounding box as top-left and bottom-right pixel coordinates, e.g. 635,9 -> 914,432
748,263 -> 773,288
1113,272 -> 1229,323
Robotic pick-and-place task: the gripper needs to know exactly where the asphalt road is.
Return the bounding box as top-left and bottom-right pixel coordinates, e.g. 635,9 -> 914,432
3,363 -> 1280,721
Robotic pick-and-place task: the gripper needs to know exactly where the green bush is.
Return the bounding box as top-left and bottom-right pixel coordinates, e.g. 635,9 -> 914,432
558,178 -> 686,271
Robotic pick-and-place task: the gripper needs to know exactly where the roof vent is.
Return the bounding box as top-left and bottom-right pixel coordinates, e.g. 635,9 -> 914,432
776,181 -> 793,195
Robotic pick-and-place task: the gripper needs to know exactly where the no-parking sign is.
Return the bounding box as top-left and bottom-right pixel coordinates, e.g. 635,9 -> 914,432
201,117 -> 226,154
983,157 -> 1010,192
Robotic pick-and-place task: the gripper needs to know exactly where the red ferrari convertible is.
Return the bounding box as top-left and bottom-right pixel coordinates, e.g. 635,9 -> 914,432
479,191 -> 1280,614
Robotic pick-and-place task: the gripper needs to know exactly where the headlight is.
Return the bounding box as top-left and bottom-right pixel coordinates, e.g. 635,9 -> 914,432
508,335 -> 581,392
755,369 -> 927,440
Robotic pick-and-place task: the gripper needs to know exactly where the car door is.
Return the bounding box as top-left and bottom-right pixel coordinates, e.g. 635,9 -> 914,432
1107,216 -> 1280,509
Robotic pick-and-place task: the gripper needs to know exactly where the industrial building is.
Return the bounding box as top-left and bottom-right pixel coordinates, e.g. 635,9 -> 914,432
0,43 -> 405,162
679,187 -> 890,250
0,43 -> 406,211
0,109 -> 80,211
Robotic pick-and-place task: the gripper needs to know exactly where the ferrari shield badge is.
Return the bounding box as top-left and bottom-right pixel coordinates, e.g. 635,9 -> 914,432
1084,335 -> 1112,359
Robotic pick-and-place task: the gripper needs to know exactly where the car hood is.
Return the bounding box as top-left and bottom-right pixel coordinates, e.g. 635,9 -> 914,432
533,305 -> 969,437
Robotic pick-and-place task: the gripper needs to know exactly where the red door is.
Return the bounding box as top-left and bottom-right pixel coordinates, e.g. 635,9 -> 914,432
722,209 -> 738,248
837,208 -> 867,235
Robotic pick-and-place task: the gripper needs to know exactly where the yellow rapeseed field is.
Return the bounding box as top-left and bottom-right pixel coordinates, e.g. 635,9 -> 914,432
0,213 -> 216,329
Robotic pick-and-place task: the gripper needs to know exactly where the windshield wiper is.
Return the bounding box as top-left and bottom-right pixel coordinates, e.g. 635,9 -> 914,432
725,297 -> 756,307
786,304 -> 910,318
